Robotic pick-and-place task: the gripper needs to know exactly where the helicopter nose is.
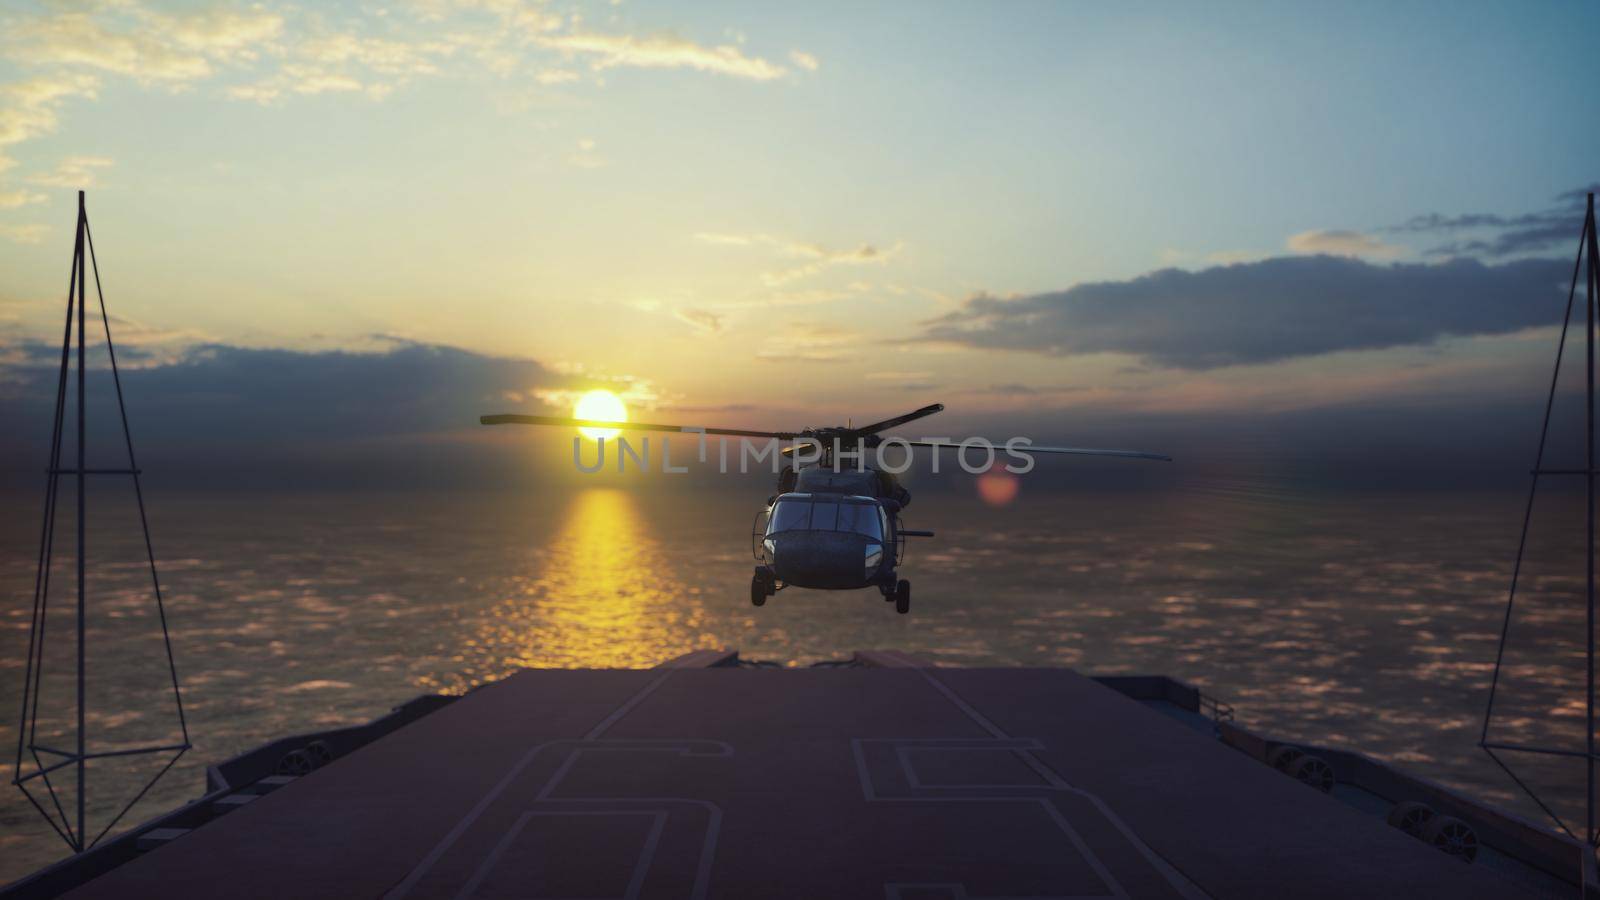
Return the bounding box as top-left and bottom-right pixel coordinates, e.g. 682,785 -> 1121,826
769,530 -> 875,589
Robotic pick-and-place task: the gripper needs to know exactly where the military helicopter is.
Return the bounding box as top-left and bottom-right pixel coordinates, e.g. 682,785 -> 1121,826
480,403 -> 1168,614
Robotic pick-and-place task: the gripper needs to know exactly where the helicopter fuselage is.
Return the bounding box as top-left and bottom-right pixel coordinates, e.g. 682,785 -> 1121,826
751,464 -> 932,609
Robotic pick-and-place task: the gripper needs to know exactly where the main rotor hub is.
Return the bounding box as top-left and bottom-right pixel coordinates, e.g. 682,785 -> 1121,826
801,427 -> 881,448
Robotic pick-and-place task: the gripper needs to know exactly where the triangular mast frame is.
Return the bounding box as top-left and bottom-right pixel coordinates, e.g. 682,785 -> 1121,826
11,191 -> 190,852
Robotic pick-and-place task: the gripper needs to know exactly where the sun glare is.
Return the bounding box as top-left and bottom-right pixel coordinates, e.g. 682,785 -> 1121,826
575,389 -> 627,441
976,465 -> 1020,507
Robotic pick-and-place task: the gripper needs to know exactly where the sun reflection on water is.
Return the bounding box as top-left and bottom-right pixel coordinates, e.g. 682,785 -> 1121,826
457,489 -> 707,682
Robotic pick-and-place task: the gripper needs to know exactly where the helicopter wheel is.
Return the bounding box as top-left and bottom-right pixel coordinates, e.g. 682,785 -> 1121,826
894,579 -> 910,614
750,574 -> 767,607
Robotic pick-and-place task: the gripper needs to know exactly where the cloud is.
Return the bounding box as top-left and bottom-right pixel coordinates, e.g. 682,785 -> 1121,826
972,383 -> 1041,396
0,73 -> 101,168
0,187 -> 46,209
755,323 -> 859,362
1159,247 -> 1272,268
661,401 -> 756,413
566,137 -> 606,169
708,288 -> 854,310
0,5 -> 274,199
532,373 -> 660,415
536,68 -> 579,85
0,223 -> 47,244
0,334 -> 694,488
26,155 -> 114,188
5,6 -> 284,85
1388,184 -> 1596,258
692,232 -> 756,246
917,255 -> 1569,370
673,307 -> 723,333
0,336 -> 569,443
1286,229 -> 1402,260
762,243 -> 900,286
0,2 -> 801,199
90,314 -> 214,365
225,30 -> 456,103
537,30 -> 788,81
864,371 -> 941,391
788,50 -> 819,72
694,232 -> 903,285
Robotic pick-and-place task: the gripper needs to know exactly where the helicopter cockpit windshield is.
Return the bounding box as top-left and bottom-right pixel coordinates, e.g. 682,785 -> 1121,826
767,494 -> 886,540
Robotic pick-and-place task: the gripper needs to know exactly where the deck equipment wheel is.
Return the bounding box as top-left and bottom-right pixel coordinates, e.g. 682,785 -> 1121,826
276,749 -> 314,776
751,574 -> 767,607
894,579 -> 910,614
304,740 -> 334,768
1268,745 -> 1303,773
1386,801 -> 1436,838
1289,755 -> 1335,793
1421,815 -> 1477,863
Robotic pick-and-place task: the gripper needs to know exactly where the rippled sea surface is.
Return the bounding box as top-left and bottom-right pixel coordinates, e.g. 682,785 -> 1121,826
0,481 -> 1592,882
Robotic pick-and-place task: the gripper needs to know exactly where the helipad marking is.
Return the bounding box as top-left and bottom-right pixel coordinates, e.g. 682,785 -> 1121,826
386,672 -> 681,900
905,667 -> 1213,900
451,809 -> 667,900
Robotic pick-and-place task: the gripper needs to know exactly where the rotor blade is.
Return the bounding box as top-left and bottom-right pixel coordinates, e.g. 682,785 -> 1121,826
480,414 -> 800,440
902,440 -> 1171,462
850,403 -> 945,436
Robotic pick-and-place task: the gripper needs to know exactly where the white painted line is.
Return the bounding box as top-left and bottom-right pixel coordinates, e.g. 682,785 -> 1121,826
908,668 -> 1214,900
385,672 -> 674,900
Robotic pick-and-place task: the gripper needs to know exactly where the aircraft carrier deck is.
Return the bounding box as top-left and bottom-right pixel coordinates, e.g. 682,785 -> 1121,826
5,650 -> 1587,899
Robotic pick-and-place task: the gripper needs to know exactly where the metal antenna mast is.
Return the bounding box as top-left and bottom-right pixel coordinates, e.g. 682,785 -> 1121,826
1482,192 -> 1600,888
12,192 -> 191,852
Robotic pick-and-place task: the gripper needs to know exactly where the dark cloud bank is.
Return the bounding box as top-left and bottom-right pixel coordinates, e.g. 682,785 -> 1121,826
1391,183 -> 1599,259
0,339 -> 562,490
914,183 -> 1594,371
0,330 -> 1578,494
1,338 -> 553,437
919,255 -> 1569,370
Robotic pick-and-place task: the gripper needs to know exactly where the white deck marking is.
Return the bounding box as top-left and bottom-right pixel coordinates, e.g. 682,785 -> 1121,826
583,672 -> 674,740
451,810 -> 667,900
907,666 -> 1214,900
384,672 -> 675,900
851,737 -> 1127,899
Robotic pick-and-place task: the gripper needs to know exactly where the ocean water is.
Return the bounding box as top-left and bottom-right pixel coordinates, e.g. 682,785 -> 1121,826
0,480 -> 1592,883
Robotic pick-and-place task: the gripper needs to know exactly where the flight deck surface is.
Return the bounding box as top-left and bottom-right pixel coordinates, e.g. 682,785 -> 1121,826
60,655 -> 1527,899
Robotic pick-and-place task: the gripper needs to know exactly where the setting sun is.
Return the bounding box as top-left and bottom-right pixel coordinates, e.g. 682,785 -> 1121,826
574,389 -> 627,441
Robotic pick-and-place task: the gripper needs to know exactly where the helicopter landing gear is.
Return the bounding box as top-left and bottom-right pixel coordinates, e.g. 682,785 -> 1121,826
751,568 -> 776,607
894,579 -> 910,615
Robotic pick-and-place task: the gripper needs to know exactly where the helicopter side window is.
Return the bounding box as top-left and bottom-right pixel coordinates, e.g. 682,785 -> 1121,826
768,500 -> 810,533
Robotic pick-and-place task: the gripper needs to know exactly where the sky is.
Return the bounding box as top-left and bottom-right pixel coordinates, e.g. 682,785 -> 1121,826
1,0 -> 1598,489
